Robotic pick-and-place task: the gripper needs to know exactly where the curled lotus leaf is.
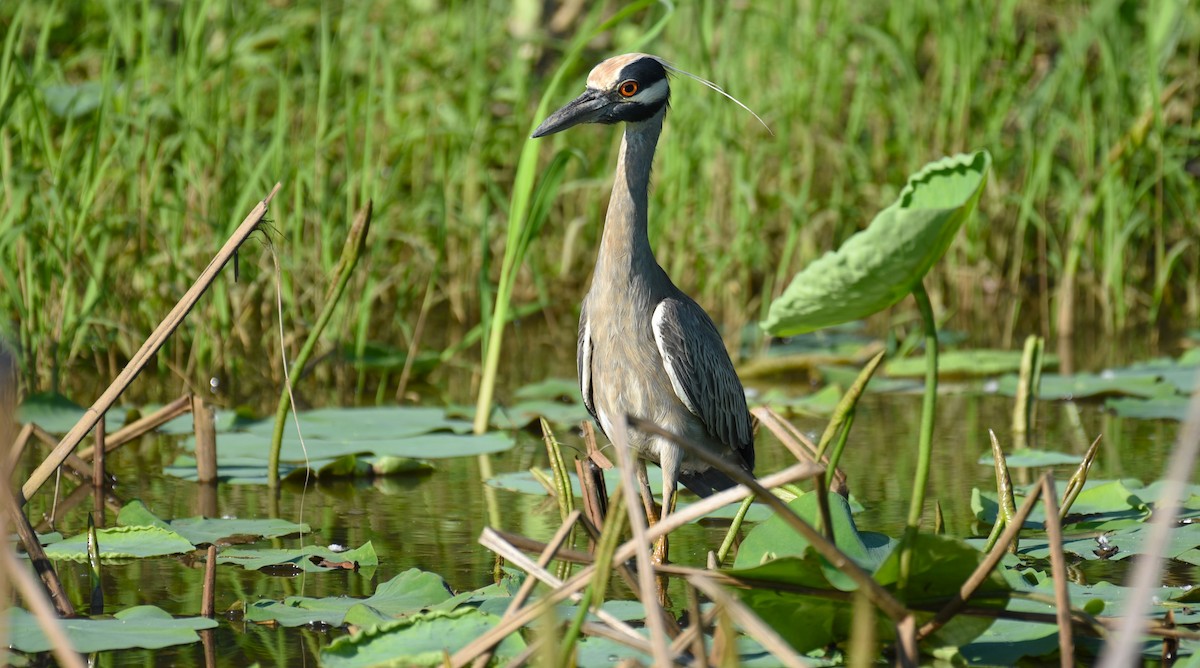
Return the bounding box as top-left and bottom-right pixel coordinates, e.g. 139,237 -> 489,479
763,151 -> 991,336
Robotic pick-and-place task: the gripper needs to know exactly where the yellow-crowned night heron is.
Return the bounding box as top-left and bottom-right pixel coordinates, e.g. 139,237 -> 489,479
533,53 -> 755,558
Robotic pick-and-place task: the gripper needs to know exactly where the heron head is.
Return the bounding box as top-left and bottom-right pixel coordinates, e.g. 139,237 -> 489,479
531,53 -> 670,138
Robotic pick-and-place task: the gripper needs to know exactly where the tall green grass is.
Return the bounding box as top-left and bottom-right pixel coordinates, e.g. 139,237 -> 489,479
1,0 -> 1197,400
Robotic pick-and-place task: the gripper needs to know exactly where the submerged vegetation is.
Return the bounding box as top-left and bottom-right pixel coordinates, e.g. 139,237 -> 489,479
1,0 -> 1198,397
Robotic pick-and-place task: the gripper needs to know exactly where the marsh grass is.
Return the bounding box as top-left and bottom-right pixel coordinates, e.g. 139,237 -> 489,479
1,1 -> 1197,397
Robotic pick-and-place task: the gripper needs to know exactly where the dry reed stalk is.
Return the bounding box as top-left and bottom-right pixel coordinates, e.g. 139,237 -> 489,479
1040,475 -> 1075,666
629,416 -> 909,622
0,549 -> 85,668
470,511 -> 582,668
4,489 -> 73,616
895,615 -> 918,668
192,396 -> 217,483
8,423 -> 34,471
201,545 -> 217,618
1098,368 -> 1200,667
608,417 -> 669,660
27,424 -> 97,482
455,462 -> 821,667
92,415 -> 105,526
688,573 -> 809,668
477,528 -> 649,648
751,406 -> 848,494
76,394 -> 192,460
916,477 -> 1046,640
20,183 -> 282,505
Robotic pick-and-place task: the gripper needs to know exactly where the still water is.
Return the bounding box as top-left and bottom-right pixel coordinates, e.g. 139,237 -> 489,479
15,324 -> 1190,666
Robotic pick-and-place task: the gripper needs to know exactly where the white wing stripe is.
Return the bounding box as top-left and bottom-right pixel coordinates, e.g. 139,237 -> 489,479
652,302 -> 699,417
580,318 -> 593,414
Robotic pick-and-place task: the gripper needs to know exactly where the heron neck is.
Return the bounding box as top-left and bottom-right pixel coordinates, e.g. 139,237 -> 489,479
596,108 -> 665,282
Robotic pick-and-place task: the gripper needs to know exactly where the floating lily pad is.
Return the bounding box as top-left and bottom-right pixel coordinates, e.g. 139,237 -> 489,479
219,541 -> 378,575
244,406 -> 473,440
246,568 -> 451,627
6,605 -> 216,653
116,499 -> 309,545
887,349 -> 1056,379
727,532 -> 1006,653
1107,394 -> 1192,421
992,372 -> 1167,400
762,151 -> 991,335
40,525 -> 194,561
16,392 -> 126,433
972,479 -> 1150,530
182,430 -> 512,463
321,608 -> 525,667
514,378 -> 580,401
976,448 -> 1082,468
733,492 -> 895,585
756,384 -> 843,418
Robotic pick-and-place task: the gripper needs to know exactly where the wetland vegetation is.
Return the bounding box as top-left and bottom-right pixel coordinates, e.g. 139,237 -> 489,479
2,0 -> 1200,666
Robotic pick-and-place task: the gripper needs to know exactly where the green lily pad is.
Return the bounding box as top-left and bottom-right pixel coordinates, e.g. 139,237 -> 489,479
183,430 -> 512,463
116,499 -> 309,545
972,479 -> 1149,530
7,605 -> 216,653
246,568 -> 452,627
727,533 -> 1006,653
514,378 -> 579,401
756,384 -> 843,418
40,525 -> 194,561
1107,394 -> 1192,421
887,349 -> 1056,378
16,392 -> 126,433
762,151 -> 991,336
321,608 -> 525,667
219,541 -> 378,574
976,448 -> 1082,468
244,406 -> 473,440
992,372 -> 1167,400
733,492 -> 895,583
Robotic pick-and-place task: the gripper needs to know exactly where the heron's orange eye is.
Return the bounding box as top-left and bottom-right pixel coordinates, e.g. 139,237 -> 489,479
618,80 -> 639,97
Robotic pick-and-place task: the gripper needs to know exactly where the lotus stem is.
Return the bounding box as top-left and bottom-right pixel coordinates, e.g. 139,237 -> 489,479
900,281 -> 938,588
268,202 -> 372,488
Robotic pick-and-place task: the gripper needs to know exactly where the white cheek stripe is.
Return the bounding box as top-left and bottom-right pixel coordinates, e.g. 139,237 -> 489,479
635,78 -> 669,105
652,302 -> 699,416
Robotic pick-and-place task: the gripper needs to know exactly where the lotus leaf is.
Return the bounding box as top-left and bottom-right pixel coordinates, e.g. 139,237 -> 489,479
762,151 -> 991,335
246,568 -> 451,627
16,392 -> 126,433
6,605 -> 216,653
40,525 -> 194,561
321,608 -> 525,667
887,349 -> 1056,378
116,499 -> 309,545
220,541 -> 378,574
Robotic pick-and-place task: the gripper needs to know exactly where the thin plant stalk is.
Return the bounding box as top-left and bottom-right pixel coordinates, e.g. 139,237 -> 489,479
900,281 -> 939,588
1098,370 -> 1200,667
1060,434 -> 1103,519
815,350 -> 885,459
268,202 -> 372,487
715,495 -> 755,565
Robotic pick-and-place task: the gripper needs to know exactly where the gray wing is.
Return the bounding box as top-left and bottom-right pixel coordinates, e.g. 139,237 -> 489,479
577,296 -> 600,430
651,297 -> 754,470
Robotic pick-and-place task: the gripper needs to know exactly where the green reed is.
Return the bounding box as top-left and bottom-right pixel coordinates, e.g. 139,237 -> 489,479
1,0 -> 1196,400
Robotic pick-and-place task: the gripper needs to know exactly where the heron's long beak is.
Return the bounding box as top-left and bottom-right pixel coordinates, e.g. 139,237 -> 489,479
531,88 -> 610,138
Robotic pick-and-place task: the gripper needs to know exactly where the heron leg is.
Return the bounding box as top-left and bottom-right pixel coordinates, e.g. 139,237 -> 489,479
654,444 -> 683,566
636,459 -> 659,526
